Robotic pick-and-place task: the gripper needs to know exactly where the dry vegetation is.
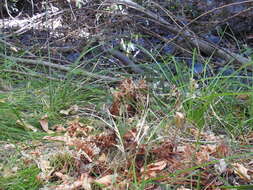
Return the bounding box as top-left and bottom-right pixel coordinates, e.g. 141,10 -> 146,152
0,0 -> 253,189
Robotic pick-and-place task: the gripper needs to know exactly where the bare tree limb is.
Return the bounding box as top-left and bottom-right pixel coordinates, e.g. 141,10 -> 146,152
0,53 -> 119,81
106,0 -> 252,68
108,49 -> 145,73
2,69 -> 62,81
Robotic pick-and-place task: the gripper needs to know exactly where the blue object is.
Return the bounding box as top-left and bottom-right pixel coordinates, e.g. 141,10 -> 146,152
185,59 -> 204,74
204,34 -> 220,44
193,63 -> 204,74
66,52 -> 80,62
163,44 -> 175,54
218,68 -> 235,76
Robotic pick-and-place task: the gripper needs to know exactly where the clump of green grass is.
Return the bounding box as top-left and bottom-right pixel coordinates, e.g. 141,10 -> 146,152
148,52 -> 253,137
0,165 -> 42,190
0,71 -> 108,141
49,152 -> 76,174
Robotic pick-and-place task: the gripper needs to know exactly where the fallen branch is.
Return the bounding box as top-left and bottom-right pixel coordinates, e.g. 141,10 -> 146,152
2,69 -> 63,81
108,49 -> 145,73
106,0 -> 252,68
0,53 -> 119,81
0,10 -> 64,36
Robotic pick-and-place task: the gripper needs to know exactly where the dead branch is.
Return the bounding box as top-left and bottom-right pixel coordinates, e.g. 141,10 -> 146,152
0,10 -> 64,36
108,49 -> 144,73
2,69 -> 62,81
0,53 -> 119,81
106,0 -> 252,68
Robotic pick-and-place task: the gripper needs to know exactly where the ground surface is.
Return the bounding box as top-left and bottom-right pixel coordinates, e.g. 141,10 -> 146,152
0,0 -> 253,189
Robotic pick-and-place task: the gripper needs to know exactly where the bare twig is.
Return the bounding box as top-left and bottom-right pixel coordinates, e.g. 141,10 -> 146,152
0,10 -> 64,36
108,49 -> 144,73
2,69 -> 62,81
106,0 -> 252,68
0,53 -> 119,81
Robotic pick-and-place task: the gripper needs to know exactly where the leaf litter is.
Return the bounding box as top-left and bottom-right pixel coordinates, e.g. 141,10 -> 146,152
13,78 -> 253,189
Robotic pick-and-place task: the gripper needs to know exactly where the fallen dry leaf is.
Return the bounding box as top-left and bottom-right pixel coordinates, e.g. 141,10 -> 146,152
60,105 -> 79,116
98,153 -> 107,162
54,172 -> 92,190
144,160 -> 167,172
214,142 -> 230,158
236,94 -> 250,101
39,114 -> 53,134
196,149 -> 210,164
109,78 -> 148,117
66,117 -> 93,137
141,160 -> 167,179
52,124 -> 66,132
43,136 -> 71,144
232,163 -> 251,182
71,140 -> 100,162
17,119 -> 38,132
54,172 -> 70,181
94,174 -> 118,187
174,112 -> 185,129
81,173 -> 93,190
177,187 -> 191,190
55,180 -> 83,190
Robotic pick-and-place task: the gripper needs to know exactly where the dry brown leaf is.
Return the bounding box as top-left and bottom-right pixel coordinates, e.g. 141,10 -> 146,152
145,160 -> 167,171
174,112 -> 185,129
141,160 -> 167,180
60,105 -> 79,116
54,173 -> 93,190
54,172 -> 70,181
189,128 -> 203,138
236,94 -> 250,101
17,119 -> 38,132
67,118 -> 93,137
109,78 -> 148,117
98,153 -> 107,162
54,173 -> 92,190
94,174 -> 117,187
177,187 -> 191,190
196,150 -> 210,164
81,173 -> 93,190
52,124 -> 66,132
232,163 -> 251,182
71,139 -> 100,160
123,128 -> 137,148
36,159 -> 53,181
55,180 -> 83,190
39,114 -> 53,134
43,135 -> 71,144
94,131 -> 117,150
214,143 -> 230,158
205,144 -> 217,154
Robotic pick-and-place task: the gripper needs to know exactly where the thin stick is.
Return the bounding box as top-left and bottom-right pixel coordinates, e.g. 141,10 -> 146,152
2,69 -> 62,81
0,53 -> 119,81
106,0 -> 252,67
